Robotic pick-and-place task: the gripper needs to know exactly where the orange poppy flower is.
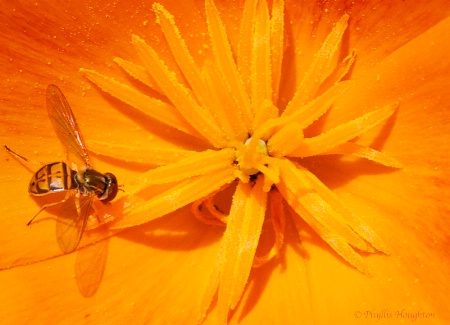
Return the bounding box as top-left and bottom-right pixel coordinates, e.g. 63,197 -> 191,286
1,0 -> 450,324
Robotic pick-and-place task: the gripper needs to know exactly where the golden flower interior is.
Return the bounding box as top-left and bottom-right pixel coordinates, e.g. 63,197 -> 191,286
78,0 -> 403,322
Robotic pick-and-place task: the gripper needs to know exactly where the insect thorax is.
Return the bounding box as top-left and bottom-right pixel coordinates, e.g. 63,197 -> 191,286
76,169 -> 118,201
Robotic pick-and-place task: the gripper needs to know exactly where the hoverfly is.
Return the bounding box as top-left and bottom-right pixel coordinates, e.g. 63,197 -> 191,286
6,84 -> 119,254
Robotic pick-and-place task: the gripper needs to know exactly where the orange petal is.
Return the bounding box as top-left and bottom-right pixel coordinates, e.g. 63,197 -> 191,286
0,207 -> 224,324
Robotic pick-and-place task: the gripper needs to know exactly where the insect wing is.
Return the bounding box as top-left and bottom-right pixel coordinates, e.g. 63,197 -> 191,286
46,84 -> 91,168
75,239 -> 108,297
56,193 -> 94,253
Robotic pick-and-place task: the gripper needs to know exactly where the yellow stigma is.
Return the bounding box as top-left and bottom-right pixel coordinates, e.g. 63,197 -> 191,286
236,137 -> 269,176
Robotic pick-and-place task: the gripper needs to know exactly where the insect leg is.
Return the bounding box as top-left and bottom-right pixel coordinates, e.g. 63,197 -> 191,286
27,193 -> 71,226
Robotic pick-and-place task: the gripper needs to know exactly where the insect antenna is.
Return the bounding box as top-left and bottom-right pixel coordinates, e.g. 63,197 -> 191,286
5,145 -> 45,166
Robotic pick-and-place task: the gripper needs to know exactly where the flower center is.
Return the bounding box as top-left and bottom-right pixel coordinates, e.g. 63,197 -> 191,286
235,137 -> 269,176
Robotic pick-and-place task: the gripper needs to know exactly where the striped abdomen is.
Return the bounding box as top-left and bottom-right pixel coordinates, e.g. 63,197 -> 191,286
29,162 -> 77,196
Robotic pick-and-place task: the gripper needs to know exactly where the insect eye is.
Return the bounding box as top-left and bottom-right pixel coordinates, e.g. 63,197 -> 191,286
101,173 -> 118,203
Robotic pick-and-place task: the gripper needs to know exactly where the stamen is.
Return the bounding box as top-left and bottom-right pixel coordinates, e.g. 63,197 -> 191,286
201,60 -> 249,141
288,102 -> 399,157
110,168 -> 236,229
132,34 -> 227,148
324,142 -> 403,168
237,0 -> 257,92
284,14 -> 349,114
191,185 -> 230,226
205,0 -> 253,127
127,148 -> 236,193
153,3 -> 212,111
270,0 -> 285,105
113,57 -> 161,92
192,196 -> 228,226
267,121 -> 304,158
334,49 -> 357,83
252,100 -> 279,132
250,0 -> 272,112
253,190 -> 285,267
87,141 -> 194,166
80,68 -> 200,137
